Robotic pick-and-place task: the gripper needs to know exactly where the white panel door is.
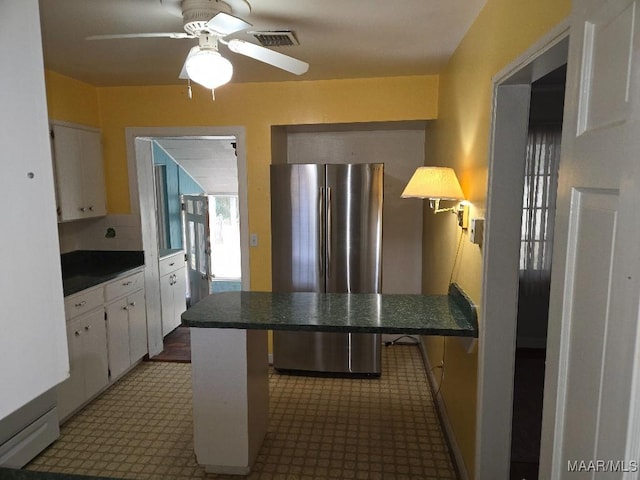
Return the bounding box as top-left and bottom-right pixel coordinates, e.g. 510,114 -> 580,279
183,195 -> 212,306
0,0 -> 68,419
541,0 -> 640,477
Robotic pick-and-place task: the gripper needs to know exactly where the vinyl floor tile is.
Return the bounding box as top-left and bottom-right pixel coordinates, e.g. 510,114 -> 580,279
26,345 -> 456,479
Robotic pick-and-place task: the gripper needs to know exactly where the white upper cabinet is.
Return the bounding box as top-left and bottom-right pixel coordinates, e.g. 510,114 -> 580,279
51,122 -> 107,222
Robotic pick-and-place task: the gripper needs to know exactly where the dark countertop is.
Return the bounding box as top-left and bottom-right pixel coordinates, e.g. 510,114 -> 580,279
182,284 -> 478,337
61,250 -> 144,297
0,468 -> 117,479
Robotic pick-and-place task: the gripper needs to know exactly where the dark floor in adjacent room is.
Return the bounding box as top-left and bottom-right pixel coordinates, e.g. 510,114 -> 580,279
510,347 -> 546,480
149,326 -> 191,363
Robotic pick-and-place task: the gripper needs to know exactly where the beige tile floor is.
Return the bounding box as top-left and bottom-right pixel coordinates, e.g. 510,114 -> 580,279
26,345 -> 456,479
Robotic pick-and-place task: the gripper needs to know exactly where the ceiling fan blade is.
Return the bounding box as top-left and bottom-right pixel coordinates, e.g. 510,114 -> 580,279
227,39 -> 309,75
205,12 -> 252,36
87,32 -> 193,40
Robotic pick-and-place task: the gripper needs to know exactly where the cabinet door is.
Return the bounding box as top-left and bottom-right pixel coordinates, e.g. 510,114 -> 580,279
80,128 -> 106,217
51,123 -> 106,221
160,273 -> 175,337
173,267 -> 187,322
82,310 -> 109,400
105,299 -> 130,380
51,124 -> 84,221
56,318 -> 85,421
127,289 -> 148,362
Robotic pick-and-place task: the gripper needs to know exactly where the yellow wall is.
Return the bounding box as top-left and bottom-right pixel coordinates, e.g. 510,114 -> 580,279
421,0 -> 570,475
45,70 -> 101,127
45,73 -> 437,290
95,76 -> 438,290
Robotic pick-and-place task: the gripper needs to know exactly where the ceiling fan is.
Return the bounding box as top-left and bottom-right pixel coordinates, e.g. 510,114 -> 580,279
87,0 -> 309,97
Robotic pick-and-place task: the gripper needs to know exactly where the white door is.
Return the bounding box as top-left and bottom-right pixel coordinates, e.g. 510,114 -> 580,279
540,0 -> 640,477
182,195 -> 212,306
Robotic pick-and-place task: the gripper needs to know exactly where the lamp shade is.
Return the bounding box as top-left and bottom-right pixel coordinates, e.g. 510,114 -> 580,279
185,48 -> 233,90
401,167 -> 465,200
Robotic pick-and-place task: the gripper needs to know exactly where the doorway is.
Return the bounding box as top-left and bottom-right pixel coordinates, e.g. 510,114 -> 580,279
475,26 -> 569,479
510,64 -> 566,479
125,126 -> 250,358
151,137 -> 241,307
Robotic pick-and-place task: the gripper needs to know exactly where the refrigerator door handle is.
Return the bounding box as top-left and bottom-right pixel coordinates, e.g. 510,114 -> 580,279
326,186 -> 332,280
319,187 -> 325,278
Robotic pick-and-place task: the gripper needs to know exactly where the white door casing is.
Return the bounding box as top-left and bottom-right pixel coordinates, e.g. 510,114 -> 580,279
540,0 -> 640,477
478,25 -> 569,479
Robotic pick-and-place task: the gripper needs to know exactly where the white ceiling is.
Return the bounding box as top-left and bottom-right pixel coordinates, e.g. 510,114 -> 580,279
38,0 -> 487,86
154,137 -> 239,194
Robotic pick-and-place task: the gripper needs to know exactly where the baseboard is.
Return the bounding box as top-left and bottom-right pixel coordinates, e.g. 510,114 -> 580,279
418,341 -> 469,480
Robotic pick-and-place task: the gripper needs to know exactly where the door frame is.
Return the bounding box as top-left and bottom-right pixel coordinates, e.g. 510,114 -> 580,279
125,126 -> 250,357
476,21 -> 569,478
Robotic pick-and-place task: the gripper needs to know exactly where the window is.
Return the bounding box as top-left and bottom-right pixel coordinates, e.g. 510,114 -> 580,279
519,126 -> 561,287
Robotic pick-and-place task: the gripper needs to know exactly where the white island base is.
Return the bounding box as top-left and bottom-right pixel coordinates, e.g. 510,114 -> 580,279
191,328 -> 269,474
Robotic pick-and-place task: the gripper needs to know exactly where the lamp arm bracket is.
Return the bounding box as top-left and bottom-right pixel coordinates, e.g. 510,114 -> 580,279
433,206 -> 458,214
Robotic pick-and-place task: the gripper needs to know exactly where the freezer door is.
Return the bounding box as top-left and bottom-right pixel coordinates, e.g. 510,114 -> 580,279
273,331 -> 381,375
271,164 -> 325,293
325,163 -> 383,294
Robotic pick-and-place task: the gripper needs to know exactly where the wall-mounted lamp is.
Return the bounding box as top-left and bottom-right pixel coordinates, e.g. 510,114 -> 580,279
401,166 -> 468,229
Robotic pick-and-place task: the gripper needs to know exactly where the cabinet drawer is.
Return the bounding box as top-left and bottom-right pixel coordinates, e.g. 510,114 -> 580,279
104,271 -> 144,302
159,253 -> 184,277
64,287 -> 103,320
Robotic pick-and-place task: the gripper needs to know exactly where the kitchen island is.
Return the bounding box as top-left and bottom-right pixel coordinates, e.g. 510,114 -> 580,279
181,284 -> 477,474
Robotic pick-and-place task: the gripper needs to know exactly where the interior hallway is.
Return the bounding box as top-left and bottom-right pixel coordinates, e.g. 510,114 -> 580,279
26,344 -> 456,479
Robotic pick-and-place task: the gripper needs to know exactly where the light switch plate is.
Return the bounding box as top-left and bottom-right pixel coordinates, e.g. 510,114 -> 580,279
469,218 -> 484,245
250,233 -> 258,247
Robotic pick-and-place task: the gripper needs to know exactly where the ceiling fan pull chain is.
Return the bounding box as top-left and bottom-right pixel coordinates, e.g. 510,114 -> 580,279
187,79 -> 193,99
211,89 -> 216,101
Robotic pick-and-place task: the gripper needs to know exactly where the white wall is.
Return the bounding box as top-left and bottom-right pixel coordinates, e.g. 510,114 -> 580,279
286,127 -> 425,294
58,214 -> 143,253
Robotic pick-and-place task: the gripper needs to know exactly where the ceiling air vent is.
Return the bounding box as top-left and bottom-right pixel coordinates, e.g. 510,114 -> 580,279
250,30 -> 299,47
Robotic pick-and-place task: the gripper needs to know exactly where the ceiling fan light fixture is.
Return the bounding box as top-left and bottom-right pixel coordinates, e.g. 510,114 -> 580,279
185,48 -> 233,90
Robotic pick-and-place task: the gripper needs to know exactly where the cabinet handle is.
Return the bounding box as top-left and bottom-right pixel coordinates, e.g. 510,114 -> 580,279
75,301 -> 87,308
123,281 -> 132,286
123,305 -> 129,311
129,301 -> 136,307
74,331 -> 81,337
88,206 -> 94,211
79,207 -> 87,212
169,262 -> 175,266
84,325 -> 91,331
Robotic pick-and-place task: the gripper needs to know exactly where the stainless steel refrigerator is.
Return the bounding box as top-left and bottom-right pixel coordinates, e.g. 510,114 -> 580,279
270,163 -> 383,375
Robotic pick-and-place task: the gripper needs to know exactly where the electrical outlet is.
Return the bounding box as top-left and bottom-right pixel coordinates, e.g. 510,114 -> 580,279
469,218 -> 484,245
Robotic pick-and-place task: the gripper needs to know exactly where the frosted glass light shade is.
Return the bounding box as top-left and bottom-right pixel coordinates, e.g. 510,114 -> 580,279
185,49 -> 233,90
401,167 -> 465,200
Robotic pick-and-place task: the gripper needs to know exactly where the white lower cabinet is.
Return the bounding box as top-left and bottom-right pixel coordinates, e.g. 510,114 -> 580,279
160,253 -> 187,337
56,308 -> 108,422
57,269 -> 147,423
105,274 -> 147,381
